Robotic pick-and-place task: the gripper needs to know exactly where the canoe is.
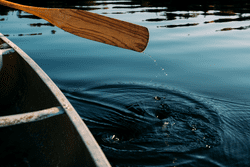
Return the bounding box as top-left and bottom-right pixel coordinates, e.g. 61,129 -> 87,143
0,33 -> 111,167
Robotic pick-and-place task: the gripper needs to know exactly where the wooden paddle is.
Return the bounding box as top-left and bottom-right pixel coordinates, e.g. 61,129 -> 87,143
0,0 -> 149,52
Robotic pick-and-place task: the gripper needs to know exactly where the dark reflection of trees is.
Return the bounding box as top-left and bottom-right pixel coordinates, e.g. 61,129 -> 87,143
0,0 -> 95,8
0,6 -> 14,15
216,25 -> 250,32
18,33 -> 42,36
204,16 -> 250,24
158,23 -> 199,28
132,0 -> 250,13
3,33 -> 43,37
29,23 -> 54,27
0,0 -> 249,12
133,0 -> 250,21
1,0 -> 250,14
17,14 -> 41,19
1,0 -> 250,30
0,0 -> 99,12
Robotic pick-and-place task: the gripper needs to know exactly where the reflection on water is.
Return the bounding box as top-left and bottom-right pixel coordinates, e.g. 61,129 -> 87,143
216,25 -> 250,32
1,0 -> 250,32
1,0 -> 149,52
204,16 -> 250,24
29,23 -> 54,27
158,23 -> 199,28
18,33 -> 42,36
1,0 -> 250,166
17,13 -> 41,19
1,0 -> 250,36
59,82 -> 250,166
3,33 -> 43,37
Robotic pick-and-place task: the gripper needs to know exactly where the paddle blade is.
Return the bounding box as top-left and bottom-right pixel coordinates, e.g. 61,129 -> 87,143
0,0 -> 149,52
39,8 -> 149,52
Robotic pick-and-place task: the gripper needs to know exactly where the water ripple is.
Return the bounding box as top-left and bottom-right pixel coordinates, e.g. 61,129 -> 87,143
61,83 -> 226,166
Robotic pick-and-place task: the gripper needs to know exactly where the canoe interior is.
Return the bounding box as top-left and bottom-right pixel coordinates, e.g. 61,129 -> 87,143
0,114 -> 98,167
0,38 -> 101,166
0,38 -> 60,115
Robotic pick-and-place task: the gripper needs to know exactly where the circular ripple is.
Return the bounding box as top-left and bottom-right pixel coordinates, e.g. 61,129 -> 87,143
64,83 -> 222,165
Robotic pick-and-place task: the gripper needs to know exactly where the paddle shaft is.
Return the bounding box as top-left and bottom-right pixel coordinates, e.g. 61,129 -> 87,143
0,0 -> 149,52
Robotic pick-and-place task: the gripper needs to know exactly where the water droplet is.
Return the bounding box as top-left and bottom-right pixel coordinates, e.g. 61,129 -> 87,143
112,135 -> 115,139
154,96 -> 161,100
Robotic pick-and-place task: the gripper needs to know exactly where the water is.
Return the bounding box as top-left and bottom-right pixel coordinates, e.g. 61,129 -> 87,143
1,0 -> 250,166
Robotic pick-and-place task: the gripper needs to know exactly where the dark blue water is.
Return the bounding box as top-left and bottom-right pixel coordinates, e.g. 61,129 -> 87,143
1,0 -> 250,166
58,82 -> 250,166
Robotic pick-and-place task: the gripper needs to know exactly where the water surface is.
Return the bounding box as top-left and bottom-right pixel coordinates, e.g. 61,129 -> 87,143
1,0 -> 250,166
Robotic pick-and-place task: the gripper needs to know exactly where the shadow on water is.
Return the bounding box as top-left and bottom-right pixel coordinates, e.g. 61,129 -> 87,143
59,83 -> 225,166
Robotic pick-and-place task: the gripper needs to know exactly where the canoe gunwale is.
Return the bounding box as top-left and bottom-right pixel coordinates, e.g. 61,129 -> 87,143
0,33 -> 111,167
0,106 -> 64,127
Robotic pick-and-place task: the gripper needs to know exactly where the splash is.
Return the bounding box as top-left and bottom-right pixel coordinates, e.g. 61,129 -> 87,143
142,52 -> 168,77
62,83 -> 222,166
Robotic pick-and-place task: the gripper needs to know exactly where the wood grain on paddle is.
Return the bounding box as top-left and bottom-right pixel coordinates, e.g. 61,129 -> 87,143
0,0 -> 149,52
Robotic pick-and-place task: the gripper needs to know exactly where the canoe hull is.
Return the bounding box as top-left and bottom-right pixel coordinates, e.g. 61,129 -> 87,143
0,33 -> 110,167
1,113 -> 97,166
